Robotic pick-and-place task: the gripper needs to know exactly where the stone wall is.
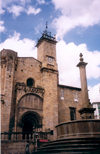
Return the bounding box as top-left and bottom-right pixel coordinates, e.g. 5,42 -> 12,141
0,49 -> 17,132
58,85 -> 82,123
1,47 -> 59,138
1,141 -> 27,154
15,57 -> 42,88
42,69 -> 58,138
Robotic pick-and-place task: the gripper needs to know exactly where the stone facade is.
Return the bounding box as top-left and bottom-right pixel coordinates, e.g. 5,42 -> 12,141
58,85 -> 82,123
0,31 -> 85,140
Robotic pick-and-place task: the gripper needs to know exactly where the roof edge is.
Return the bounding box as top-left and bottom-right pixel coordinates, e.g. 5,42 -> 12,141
58,84 -> 81,91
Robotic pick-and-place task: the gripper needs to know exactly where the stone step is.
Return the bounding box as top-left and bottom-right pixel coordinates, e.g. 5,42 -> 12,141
38,143 -> 99,149
36,137 -> 100,153
39,138 -> 100,148
36,147 -> 99,154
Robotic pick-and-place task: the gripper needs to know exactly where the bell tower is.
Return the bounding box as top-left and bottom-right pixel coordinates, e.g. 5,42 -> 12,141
36,23 -> 58,139
36,22 -> 57,71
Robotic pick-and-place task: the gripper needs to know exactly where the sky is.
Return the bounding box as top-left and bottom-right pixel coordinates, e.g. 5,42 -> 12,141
0,0 -> 100,103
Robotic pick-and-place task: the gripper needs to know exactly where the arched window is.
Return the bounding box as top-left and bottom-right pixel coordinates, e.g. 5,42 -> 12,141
27,78 -> 34,87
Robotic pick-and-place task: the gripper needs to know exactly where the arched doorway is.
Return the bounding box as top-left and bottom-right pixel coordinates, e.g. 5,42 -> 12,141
21,111 -> 42,139
16,93 -> 43,134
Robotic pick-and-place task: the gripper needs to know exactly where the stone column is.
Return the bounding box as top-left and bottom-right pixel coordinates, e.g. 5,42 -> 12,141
77,53 -> 95,119
77,53 -> 89,108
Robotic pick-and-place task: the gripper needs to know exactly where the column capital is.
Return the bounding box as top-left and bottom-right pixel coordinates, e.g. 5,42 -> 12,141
77,61 -> 87,67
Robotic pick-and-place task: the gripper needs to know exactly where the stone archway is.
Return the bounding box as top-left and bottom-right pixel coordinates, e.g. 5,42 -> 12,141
21,111 -> 42,139
16,93 -> 43,133
22,111 -> 42,130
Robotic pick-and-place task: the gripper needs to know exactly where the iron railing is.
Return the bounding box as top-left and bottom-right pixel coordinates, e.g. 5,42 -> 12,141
1,131 -> 51,141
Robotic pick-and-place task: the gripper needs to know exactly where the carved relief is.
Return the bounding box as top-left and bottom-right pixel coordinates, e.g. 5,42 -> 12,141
16,93 -> 43,128
15,82 -> 45,98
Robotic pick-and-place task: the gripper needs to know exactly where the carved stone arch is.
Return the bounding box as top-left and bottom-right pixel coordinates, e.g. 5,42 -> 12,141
18,92 -> 43,103
20,111 -> 42,128
16,93 -> 43,131
18,111 -> 42,138
17,93 -> 43,110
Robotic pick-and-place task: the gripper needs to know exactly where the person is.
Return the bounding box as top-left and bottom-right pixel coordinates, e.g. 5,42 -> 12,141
29,142 -> 34,154
25,143 -> 29,154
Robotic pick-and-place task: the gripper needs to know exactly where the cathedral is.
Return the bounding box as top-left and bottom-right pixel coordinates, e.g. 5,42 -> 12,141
1,27 -> 100,153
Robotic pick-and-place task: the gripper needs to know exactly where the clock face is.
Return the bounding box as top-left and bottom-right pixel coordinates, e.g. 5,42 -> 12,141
48,56 -> 54,64
48,57 -> 53,63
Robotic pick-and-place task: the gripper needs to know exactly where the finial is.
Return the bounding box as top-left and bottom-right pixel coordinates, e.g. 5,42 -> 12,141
45,21 -> 48,30
80,53 -> 84,62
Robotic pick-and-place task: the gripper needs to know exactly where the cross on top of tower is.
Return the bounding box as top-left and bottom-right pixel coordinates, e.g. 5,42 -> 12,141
43,21 -> 48,35
43,21 -> 51,36
45,21 -> 48,30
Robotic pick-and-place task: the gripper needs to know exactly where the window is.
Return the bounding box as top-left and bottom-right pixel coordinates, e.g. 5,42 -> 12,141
98,104 -> 100,116
27,78 -> 34,87
73,92 -> 79,102
60,89 -> 64,100
69,107 -> 76,120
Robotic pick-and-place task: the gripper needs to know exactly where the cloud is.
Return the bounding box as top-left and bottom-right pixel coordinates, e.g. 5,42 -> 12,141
26,6 -> 41,15
0,21 -> 5,32
89,84 -> 100,102
52,0 -> 100,38
1,0 -> 31,8
56,39 -> 100,103
1,0 -> 41,16
0,31 -> 37,58
6,5 -> 41,17
0,32 -> 100,102
57,40 -> 100,86
0,0 -> 5,14
37,0 -> 45,5
7,5 -> 24,17
0,8 -> 5,14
